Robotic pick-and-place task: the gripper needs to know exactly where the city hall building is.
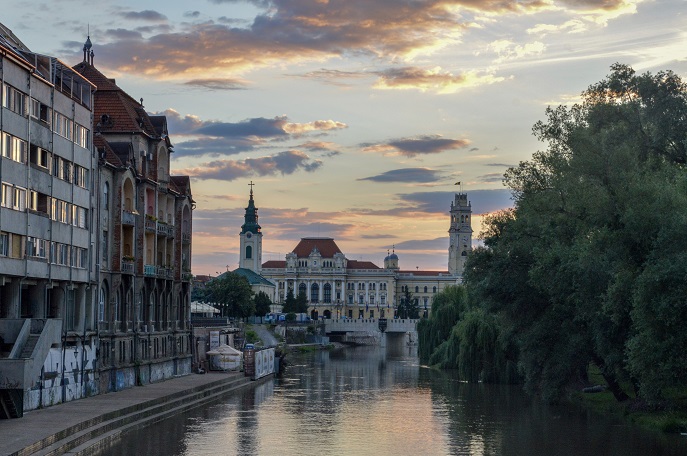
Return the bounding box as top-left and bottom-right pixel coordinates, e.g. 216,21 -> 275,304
237,187 -> 473,319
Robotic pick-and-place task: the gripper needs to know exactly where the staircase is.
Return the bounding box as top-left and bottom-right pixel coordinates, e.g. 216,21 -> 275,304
20,335 -> 40,359
0,390 -> 23,419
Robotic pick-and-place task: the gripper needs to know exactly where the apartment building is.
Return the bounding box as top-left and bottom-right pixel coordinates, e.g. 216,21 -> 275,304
74,46 -> 194,393
0,26 -> 98,417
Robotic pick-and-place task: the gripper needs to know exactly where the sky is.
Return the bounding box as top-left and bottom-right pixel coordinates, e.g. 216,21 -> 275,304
2,0 -> 685,275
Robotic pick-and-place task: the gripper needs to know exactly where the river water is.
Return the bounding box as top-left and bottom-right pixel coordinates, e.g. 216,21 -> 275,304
107,346 -> 687,455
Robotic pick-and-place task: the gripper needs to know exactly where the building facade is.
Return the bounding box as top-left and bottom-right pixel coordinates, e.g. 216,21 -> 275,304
241,190 -> 473,319
74,47 -> 194,392
0,27 -> 98,417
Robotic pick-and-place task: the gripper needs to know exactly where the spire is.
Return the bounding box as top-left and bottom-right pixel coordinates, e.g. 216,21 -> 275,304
241,181 -> 261,234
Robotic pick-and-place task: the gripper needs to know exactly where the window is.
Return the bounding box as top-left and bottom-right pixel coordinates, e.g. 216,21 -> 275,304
53,111 -> 74,140
310,283 -> 319,303
103,182 -> 109,210
12,186 -> 26,211
424,286 -> 428,293
433,286 -> 437,293
74,166 -> 88,188
369,310 -> 374,318
2,133 -> 27,163
0,232 -> 8,256
323,283 -> 332,303
415,286 -> 419,293
30,98 -> 50,124
3,84 -> 27,116
245,245 -> 252,259
10,233 -> 23,259
30,144 -> 50,169
102,230 -> 108,266
1,183 -> 10,208
99,287 -> 107,323
26,237 -> 46,258
74,123 -> 90,149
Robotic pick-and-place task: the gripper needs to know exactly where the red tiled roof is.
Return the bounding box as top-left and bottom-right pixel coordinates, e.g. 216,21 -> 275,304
262,260 -> 286,268
292,238 -> 342,258
346,260 -> 380,270
397,270 -> 450,276
170,176 -> 191,196
73,62 -> 157,137
94,136 -> 123,167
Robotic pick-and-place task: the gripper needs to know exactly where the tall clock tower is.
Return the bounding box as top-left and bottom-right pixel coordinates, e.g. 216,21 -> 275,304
448,193 -> 472,276
239,182 -> 262,273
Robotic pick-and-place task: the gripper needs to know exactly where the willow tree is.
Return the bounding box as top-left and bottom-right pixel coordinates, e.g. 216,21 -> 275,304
471,64 -> 687,402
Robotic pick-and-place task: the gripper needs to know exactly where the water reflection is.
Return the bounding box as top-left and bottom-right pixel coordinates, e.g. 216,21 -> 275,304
106,347 -> 687,456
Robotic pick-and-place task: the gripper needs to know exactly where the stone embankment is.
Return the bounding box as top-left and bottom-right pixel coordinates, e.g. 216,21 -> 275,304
0,372 -> 268,456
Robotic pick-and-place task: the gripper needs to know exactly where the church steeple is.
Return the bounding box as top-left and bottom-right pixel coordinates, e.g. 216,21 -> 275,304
239,182 -> 263,273
241,181 -> 261,235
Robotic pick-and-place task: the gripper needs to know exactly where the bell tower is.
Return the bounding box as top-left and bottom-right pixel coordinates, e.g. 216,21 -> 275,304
239,181 -> 263,273
448,193 -> 472,276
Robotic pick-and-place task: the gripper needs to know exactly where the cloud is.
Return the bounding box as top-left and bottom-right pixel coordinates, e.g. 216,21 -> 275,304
487,39 -> 546,63
392,237 -> 448,251
374,66 -> 507,93
478,172 -> 506,183
398,189 -> 513,214
362,135 -> 470,158
155,109 -> 346,157
177,150 -> 323,181
172,137 -> 261,157
185,11 -> 201,18
183,78 -> 249,90
119,10 -> 168,22
485,163 -> 516,167
359,168 -> 442,183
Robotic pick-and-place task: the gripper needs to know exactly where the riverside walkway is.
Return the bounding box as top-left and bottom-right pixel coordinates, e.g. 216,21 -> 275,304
0,371 -> 261,456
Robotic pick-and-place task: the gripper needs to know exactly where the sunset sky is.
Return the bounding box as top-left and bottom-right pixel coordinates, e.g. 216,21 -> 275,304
3,1 -> 685,275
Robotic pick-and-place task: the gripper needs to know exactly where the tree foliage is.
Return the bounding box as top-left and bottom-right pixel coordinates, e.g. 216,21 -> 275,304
205,273 -> 255,318
397,288 -> 419,319
254,291 -> 272,317
427,64 -> 687,403
282,288 -> 308,314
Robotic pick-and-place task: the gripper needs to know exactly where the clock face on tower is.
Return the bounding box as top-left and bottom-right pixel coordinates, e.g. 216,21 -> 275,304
246,232 -> 252,239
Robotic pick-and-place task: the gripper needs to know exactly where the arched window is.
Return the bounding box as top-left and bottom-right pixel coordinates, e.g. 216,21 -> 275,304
298,282 -> 307,297
433,286 -> 437,293
311,283 -> 319,303
245,245 -> 252,259
415,286 -> 419,293
424,286 -> 428,293
99,285 -> 107,322
323,283 -> 332,303
103,182 -> 109,210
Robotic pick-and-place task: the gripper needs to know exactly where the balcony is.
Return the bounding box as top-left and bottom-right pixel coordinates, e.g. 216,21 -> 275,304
145,217 -> 156,232
156,222 -> 167,236
122,210 -> 136,226
144,264 -> 156,277
121,257 -> 134,274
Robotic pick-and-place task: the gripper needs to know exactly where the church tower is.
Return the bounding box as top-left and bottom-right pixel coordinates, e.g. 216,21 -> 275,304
448,193 -> 472,276
239,182 -> 262,273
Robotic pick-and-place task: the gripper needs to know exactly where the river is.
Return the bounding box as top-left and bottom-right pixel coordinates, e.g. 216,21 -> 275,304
106,346 -> 687,455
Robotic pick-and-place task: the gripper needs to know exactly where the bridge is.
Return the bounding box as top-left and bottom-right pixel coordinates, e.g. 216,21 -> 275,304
323,318 -> 419,348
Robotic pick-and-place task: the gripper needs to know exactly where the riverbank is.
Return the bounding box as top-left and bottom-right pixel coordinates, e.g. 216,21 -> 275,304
0,371 -> 270,456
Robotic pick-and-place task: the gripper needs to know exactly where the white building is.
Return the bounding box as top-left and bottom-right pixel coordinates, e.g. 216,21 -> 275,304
239,189 -> 472,319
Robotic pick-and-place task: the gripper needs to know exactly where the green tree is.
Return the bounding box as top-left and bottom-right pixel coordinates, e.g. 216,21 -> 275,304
282,288 -> 297,313
254,291 -> 272,317
295,289 -> 309,313
205,273 -> 255,319
397,288 -> 419,319
470,64 -> 687,402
